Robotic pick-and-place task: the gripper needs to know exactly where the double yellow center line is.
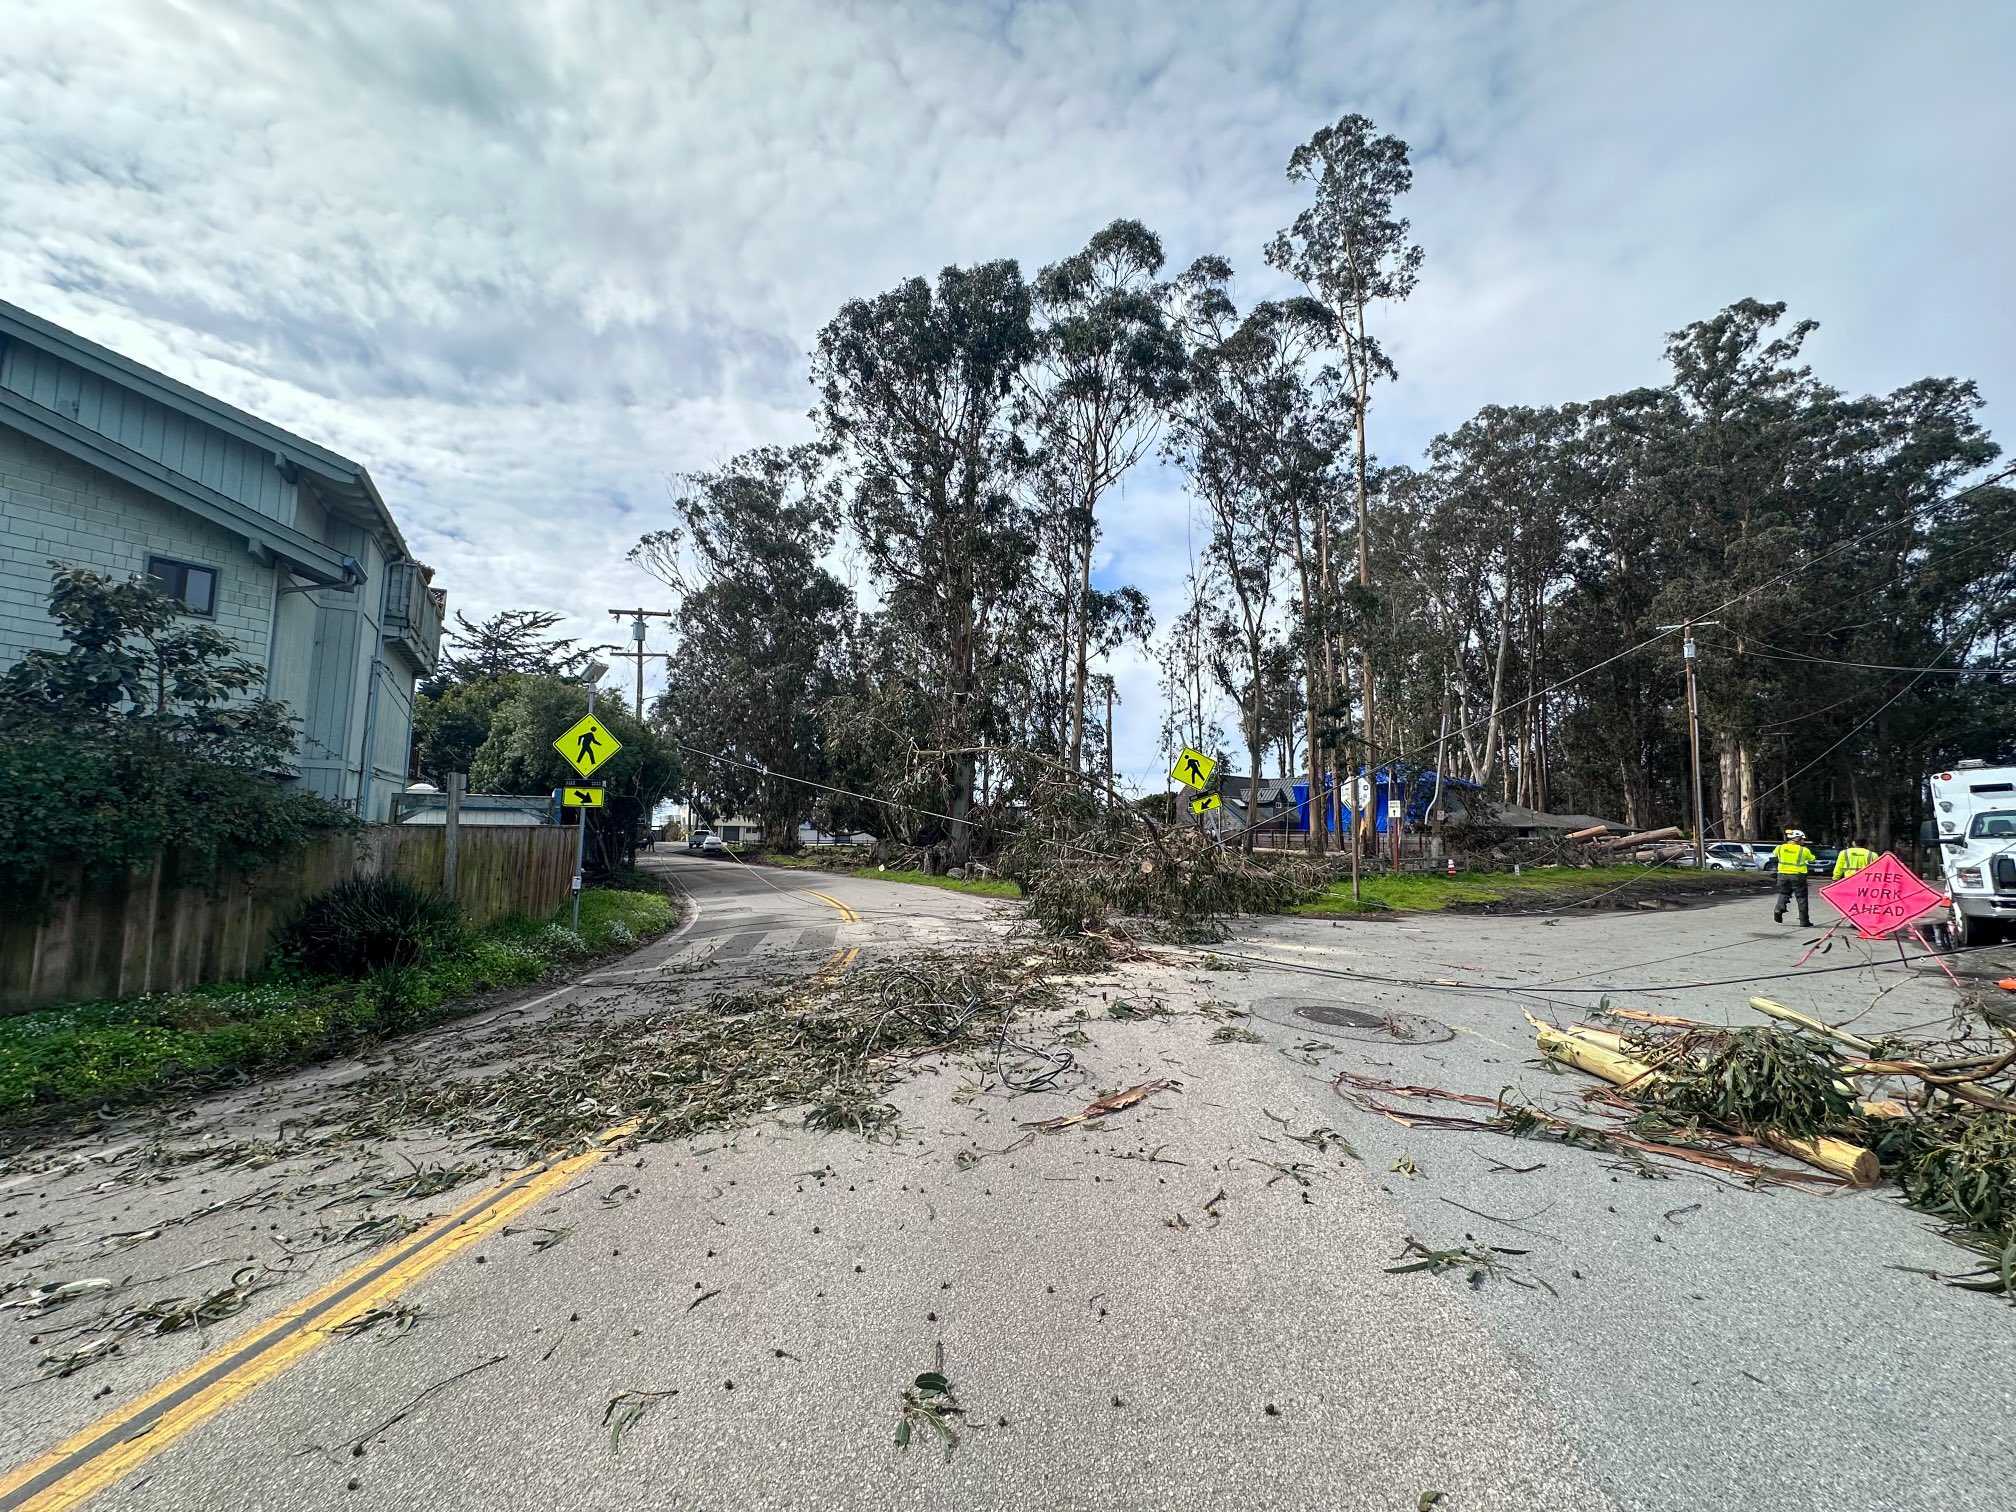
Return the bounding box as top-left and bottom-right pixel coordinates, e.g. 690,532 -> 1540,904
0,1126 -> 630,1511
1,887 -> 865,1509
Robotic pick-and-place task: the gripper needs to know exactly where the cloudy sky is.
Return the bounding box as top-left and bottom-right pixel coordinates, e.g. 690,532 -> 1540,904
5,0 -> 2011,788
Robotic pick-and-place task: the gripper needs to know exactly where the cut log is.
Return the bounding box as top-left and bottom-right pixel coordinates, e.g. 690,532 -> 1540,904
1598,825 -> 1681,849
1532,1017 -> 1883,1183
1565,823 -> 1611,842
1610,1007 -> 1711,1028
1534,1023 -> 1667,1092
1565,1024 -> 1627,1052
1748,996 -> 1878,1053
1760,1131 -> 1879,1185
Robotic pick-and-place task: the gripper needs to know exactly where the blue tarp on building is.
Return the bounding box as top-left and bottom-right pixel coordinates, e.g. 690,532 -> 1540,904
1289,767 -> 1482,834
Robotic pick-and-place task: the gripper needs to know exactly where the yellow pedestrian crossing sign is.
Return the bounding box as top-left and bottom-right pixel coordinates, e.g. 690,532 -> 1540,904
1190,793 -> 1221,815
1171,747 -> 1216,789
561,786 -> 605,808
554,713 -> 621,779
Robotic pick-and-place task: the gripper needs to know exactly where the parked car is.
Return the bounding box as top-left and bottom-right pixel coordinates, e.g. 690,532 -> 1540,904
1808,847 -> 1840,877
686,831 -> 725,855
1673,843 -> 1755,871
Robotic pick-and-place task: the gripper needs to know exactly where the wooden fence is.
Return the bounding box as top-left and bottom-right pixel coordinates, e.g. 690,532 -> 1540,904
1,824 -> 576,1012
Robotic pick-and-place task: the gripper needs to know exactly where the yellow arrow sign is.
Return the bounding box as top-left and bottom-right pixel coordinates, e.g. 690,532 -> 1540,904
562,787 -> 605,808
1170,747 -> 1216,789
553,713 -> 622,779
1190,793 -> 1221,814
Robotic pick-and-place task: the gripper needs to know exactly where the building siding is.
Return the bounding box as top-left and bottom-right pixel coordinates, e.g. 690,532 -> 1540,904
0,341 -> 295,525
0,426 -> 274,665
0,319 -> 433,828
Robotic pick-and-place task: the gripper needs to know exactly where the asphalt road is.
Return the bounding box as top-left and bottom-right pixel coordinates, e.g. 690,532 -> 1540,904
2,867 -> 2009,1512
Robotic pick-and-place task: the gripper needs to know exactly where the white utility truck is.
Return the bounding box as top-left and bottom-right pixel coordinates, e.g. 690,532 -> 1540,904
1926,760 -> 2016,946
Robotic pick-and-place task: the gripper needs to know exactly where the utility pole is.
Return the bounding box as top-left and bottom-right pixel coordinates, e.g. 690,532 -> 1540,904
1104,681 -> 1115,792
607,608 -> 678,717
1660,619 -> 1720,868
573,681 -> 595,933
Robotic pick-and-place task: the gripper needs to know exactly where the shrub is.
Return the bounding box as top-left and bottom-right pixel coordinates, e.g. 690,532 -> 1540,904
279,877 -> 462,978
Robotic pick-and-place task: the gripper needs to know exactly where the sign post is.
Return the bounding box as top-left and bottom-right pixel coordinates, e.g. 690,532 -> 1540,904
553,689 -> 623,931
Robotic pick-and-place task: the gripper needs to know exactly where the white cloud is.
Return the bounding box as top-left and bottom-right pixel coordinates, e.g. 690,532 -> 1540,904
4,0 -> 2009,767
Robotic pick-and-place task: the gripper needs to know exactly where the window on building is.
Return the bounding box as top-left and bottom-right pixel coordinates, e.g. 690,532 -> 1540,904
146,556 -> 218,616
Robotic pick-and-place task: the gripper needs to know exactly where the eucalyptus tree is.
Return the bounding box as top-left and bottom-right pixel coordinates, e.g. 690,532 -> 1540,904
811,261 -> 1041,864
1024,220 -> 1187,775
1166,257 -> 1306,852
631,444 -> 851,848
1267,114 -> 1424,844
1155,565 -> 1227,785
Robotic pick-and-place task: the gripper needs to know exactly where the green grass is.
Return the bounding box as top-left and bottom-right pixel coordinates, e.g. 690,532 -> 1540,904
1290,864 -> 1761,916
0,887 -> 674,1125
863,867 -> 1023,898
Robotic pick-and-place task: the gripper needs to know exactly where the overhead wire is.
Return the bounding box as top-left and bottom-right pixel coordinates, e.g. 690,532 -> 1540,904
1175,933 -> 2009,999
1202,462 -> 2016,853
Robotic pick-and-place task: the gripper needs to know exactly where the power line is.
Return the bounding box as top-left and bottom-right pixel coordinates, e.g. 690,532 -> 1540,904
1180,933 -> 2007,998
1203,463 -> 2016,853
1703,639 -> 2016,676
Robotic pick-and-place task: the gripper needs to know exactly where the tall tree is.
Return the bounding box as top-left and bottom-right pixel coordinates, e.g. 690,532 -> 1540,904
811,261 -> 1040,864
430,608 -> 603,691
1167,258 -> 1312,852
1268,114 -> 1424,848
632,445 -> 852,848
1023,219 -> 1187,773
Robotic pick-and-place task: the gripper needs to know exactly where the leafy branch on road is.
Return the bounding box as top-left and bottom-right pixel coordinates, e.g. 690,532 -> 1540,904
895,1344 -> 965,1460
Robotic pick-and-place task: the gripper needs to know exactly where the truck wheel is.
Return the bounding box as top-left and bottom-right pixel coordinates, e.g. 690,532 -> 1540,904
1949,903 -> 1993,949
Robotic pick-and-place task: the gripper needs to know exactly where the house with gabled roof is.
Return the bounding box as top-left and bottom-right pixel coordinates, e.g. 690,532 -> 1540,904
0,299 -> 443,821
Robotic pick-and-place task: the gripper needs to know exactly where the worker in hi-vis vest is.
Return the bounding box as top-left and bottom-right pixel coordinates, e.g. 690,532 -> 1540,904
1772,828 -> 1816,927
1832,839 -> 1877,880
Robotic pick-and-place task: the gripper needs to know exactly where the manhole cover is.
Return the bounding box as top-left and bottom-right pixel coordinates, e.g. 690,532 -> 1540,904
1294,1005 -> 1386,1029
1281,1001 -> 1455,1045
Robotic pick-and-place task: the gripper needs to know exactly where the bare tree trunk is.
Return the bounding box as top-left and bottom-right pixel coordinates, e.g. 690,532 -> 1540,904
1352,321 -> 1376,858
1243,634 -> 1266,857
1474,596 -> 1514,788
1064,501 -> 1095,772
1718,742 -> 1740,839
1739,742 -> 1759,838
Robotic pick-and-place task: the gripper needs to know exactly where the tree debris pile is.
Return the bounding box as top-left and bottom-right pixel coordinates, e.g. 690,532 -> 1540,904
1005,782 -> 1325,938
330,948 -> 1081,1157
1533,995 -> 2016,1294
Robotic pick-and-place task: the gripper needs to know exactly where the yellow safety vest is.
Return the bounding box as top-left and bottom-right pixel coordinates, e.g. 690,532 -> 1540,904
1774,842 -> 1815,875
1832,846 -> 1876,879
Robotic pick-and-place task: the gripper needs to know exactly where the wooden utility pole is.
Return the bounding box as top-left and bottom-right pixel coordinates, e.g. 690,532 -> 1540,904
607,608 -> 677,716
1661,619 -> 1719,868
1104,681 -> 1115,792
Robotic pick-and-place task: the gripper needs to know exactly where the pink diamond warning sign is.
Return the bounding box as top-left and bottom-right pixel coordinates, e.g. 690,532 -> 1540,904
1818,851 -> 1946,938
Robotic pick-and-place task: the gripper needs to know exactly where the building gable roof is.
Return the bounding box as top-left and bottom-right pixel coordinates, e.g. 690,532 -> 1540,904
0,299 -> 412,567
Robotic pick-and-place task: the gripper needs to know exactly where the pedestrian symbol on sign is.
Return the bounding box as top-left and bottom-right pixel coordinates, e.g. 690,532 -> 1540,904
1169,747 -> 1217,789
553,713 -> 622,779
